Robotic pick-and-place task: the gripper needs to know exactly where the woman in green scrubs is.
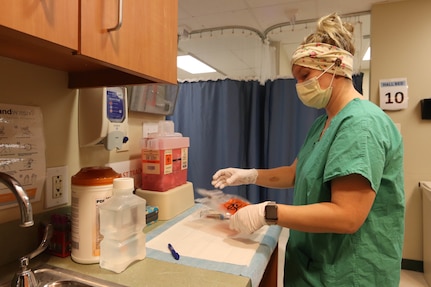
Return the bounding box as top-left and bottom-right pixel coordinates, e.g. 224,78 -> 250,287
212,12 -> 405,287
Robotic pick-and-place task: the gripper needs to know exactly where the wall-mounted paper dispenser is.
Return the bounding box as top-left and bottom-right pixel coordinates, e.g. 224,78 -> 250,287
78,87 -> 128,150
128,84 -> 178,115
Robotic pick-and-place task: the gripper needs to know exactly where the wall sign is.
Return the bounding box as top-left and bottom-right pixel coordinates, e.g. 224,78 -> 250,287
0,103 -> 46,209
379,78 -> 408,110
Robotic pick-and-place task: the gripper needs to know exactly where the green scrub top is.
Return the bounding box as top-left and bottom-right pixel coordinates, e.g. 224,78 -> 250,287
284,98 -> 405,287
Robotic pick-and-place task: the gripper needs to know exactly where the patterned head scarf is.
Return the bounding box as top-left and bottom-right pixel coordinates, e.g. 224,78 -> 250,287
291,43 -> 354,79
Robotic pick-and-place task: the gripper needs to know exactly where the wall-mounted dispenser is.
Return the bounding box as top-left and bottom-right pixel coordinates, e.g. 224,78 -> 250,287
128,83 -> 178,115
78,87 -> 128,151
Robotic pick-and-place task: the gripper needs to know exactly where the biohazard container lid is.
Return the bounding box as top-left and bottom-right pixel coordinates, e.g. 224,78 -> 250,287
72,166 -> 121,186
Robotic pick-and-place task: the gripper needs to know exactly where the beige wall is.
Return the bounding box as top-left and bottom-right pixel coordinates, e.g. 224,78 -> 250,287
0,56 -> 163,224
371,0 -> 431,261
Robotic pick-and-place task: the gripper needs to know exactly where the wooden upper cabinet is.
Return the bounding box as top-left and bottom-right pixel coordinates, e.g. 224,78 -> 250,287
79,0 -> 177,85
0,1 -> 78,50
0,0 -> 178,88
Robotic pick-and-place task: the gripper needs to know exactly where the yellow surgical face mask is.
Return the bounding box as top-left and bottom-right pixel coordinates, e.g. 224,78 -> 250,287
295,76 -> 331,109
295,63 -> 337,109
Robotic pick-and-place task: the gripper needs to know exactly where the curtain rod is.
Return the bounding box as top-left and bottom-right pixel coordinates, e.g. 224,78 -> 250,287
184,10 -> 370,43
263,10 -> 370,37
187,25 -> 265,40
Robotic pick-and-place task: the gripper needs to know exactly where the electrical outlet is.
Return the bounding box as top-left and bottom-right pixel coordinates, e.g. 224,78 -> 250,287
52,175 -> 63,198
45,166 -> 69,208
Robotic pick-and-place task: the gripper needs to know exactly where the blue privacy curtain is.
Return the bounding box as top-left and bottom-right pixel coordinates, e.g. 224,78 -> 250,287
169,74 -> 363,204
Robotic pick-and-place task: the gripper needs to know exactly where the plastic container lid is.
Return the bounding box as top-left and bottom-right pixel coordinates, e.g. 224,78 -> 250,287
141,136 -> 190,150
72,166 -> 121,186
113,178 -> 134,193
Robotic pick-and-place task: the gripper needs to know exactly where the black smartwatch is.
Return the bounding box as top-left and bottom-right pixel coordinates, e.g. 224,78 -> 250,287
264,202 -> 278,225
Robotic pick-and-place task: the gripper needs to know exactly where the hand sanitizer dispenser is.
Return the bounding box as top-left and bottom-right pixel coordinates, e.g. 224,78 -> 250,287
78,87 -> 128,151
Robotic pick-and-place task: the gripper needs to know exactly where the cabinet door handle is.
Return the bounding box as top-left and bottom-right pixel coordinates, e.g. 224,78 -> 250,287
107,0 -> 123,32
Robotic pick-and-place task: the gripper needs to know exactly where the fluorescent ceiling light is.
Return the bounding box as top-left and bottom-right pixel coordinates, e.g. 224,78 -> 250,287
177,55 -> 216,74
362,47 -> 371,61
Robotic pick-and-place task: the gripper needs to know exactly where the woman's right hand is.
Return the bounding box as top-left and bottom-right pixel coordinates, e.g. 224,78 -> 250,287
211,168 -> 258,189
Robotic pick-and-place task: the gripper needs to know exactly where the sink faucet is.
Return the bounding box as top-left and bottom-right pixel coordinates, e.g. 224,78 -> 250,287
12,223 -> 53,287
0,172 -> 34,227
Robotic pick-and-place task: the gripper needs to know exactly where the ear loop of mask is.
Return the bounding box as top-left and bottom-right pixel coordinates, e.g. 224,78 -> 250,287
316,58 -> 342,87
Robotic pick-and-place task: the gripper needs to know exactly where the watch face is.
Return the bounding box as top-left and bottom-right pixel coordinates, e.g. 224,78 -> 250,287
265,204 -> 278,220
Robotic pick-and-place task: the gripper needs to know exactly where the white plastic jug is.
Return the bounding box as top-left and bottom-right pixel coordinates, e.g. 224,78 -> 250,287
99,177 -> 147,273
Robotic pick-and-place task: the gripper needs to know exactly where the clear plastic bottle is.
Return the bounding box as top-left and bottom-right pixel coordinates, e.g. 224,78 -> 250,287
99,177 -> 147,273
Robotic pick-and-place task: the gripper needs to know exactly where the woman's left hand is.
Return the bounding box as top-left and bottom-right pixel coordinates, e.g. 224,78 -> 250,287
229,201 -> 270,234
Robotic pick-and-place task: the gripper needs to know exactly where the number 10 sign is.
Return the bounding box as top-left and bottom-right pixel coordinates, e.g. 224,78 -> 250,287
379,78 -> 408,110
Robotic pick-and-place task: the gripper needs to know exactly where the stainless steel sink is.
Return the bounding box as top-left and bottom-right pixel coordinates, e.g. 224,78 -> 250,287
31,265 -> 127,287
43,281 -> 92,287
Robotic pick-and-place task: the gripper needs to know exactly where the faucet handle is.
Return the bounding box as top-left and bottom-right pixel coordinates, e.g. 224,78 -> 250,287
19,257 -> 29,269
11,268 -> 38,287
11,257 -> 37,287
11,224 -> 53,287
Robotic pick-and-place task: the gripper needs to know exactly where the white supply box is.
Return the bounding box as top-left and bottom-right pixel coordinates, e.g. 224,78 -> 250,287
136,182 -> 194,220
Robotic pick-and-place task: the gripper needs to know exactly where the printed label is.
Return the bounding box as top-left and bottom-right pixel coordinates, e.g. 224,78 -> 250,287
181,148 -> 188,170
164,149 -> 173,174
142,150 -> 161,174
